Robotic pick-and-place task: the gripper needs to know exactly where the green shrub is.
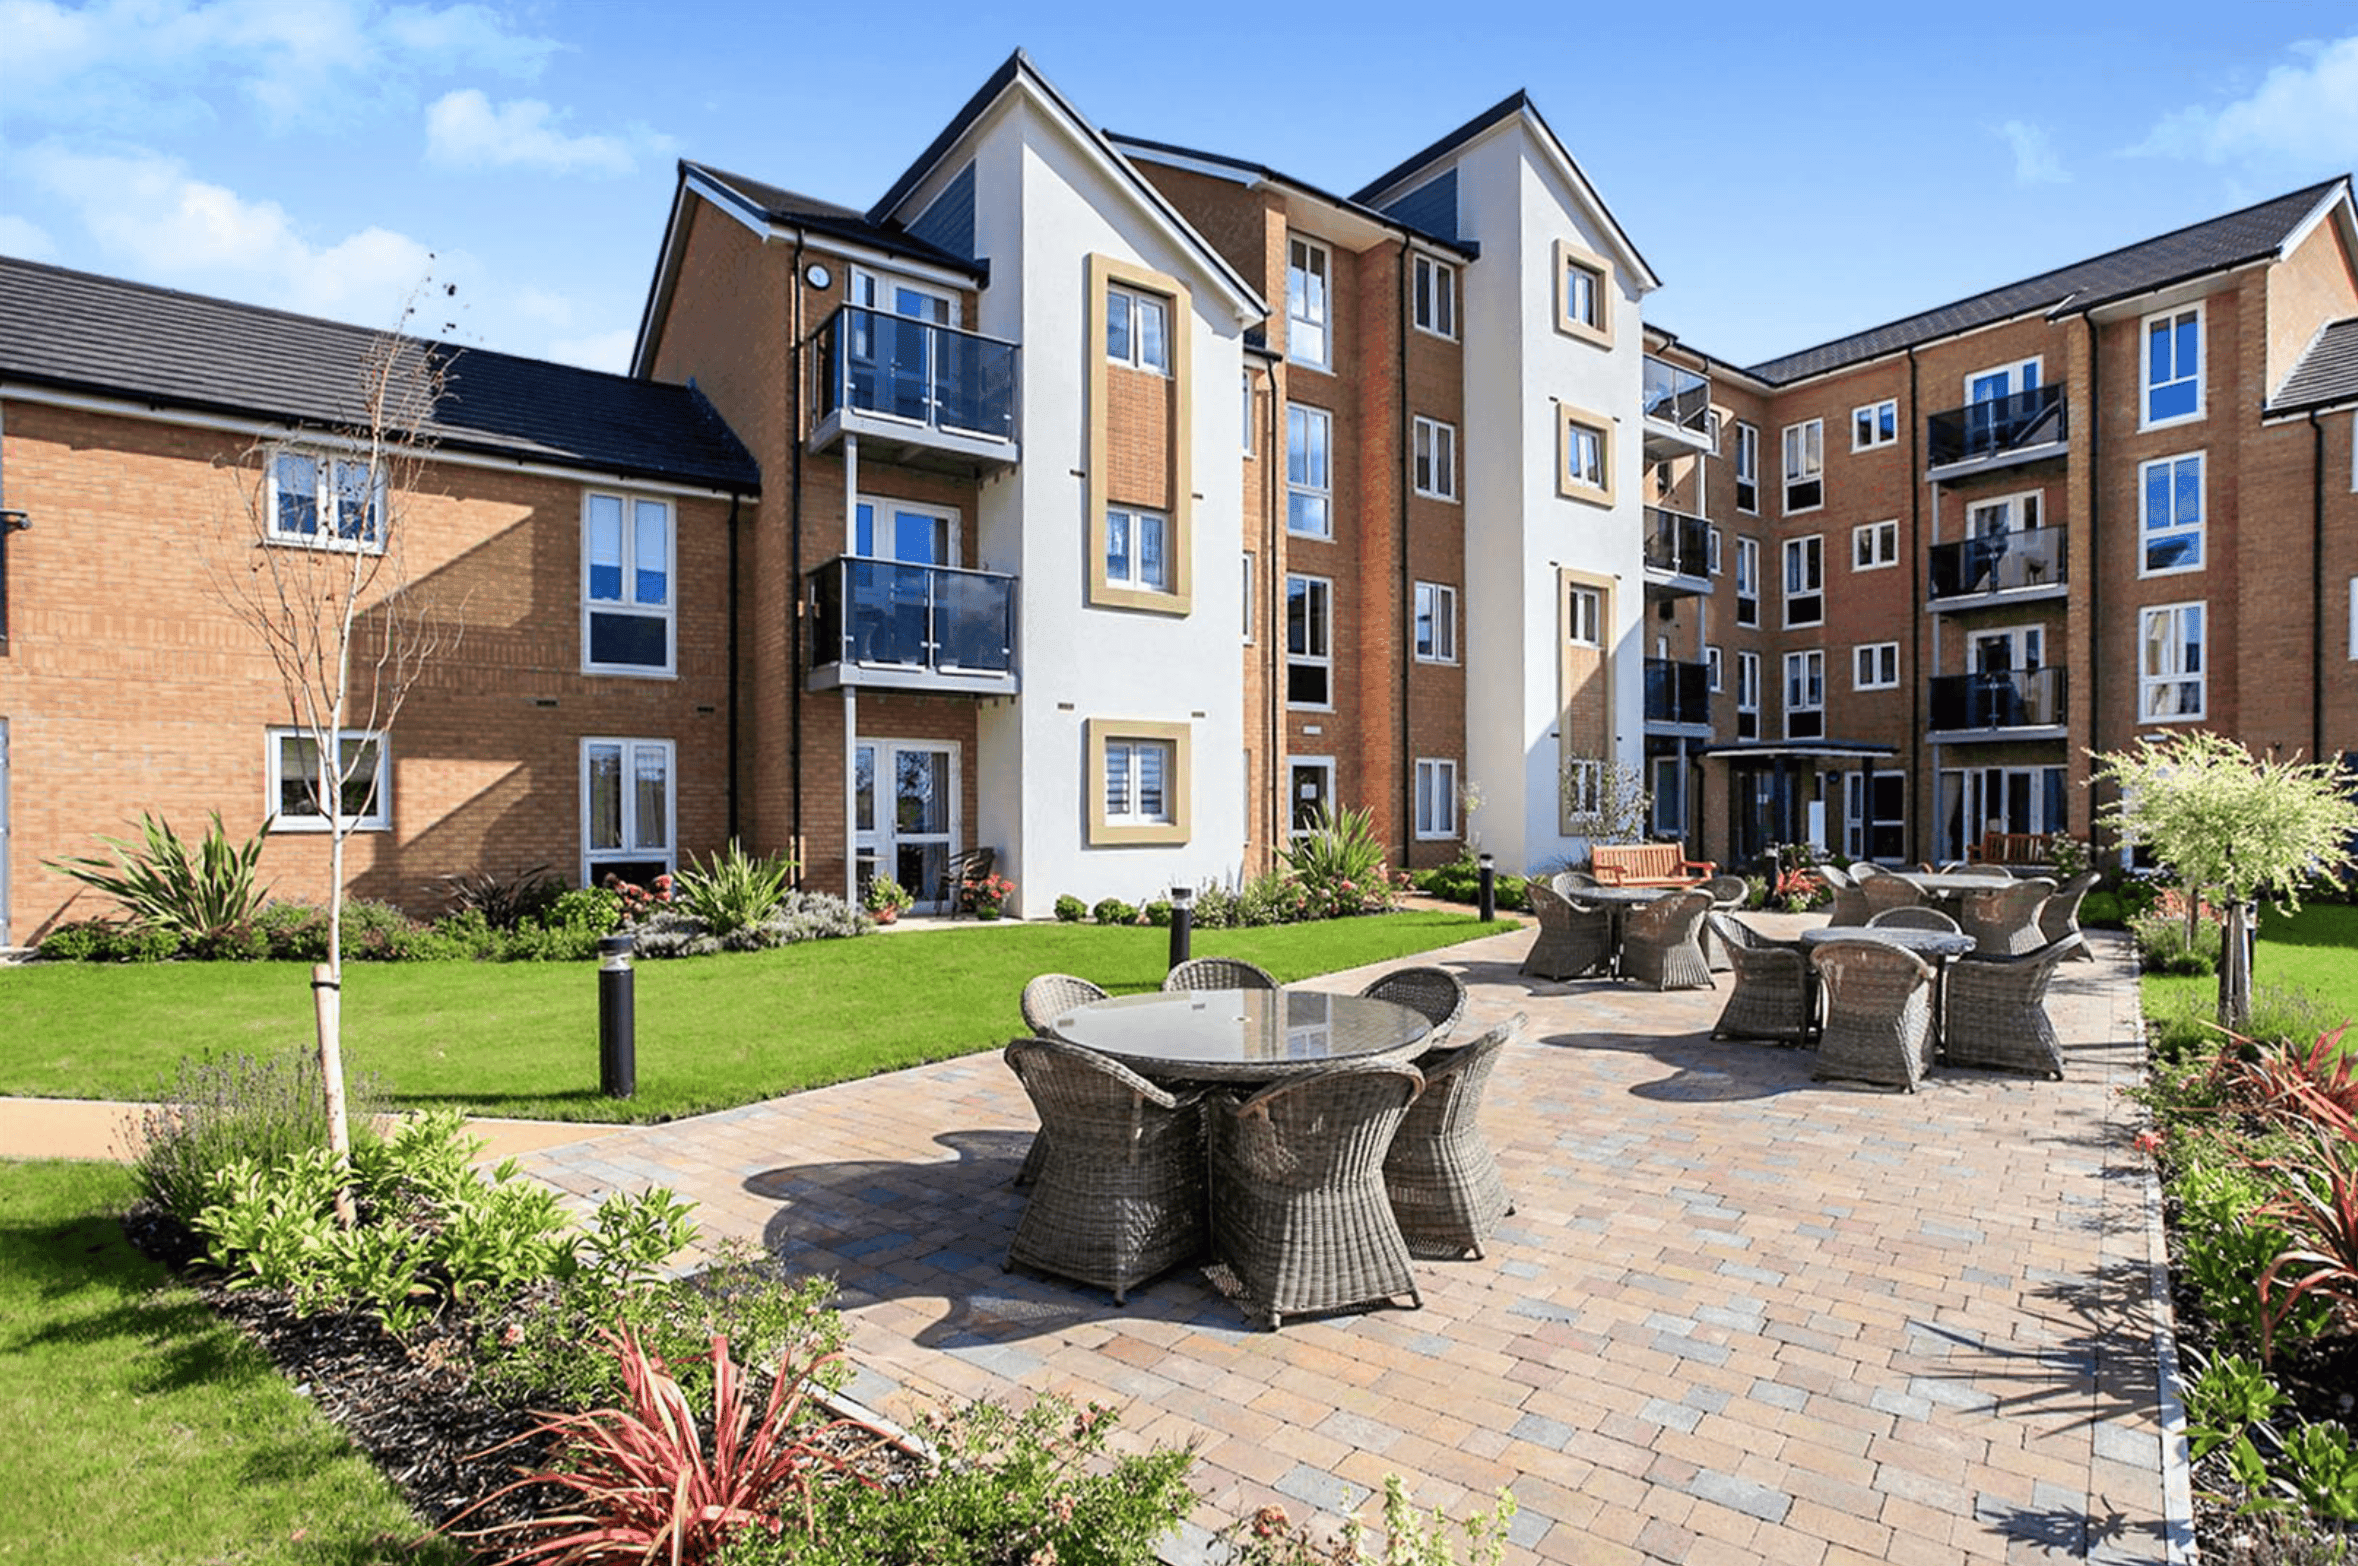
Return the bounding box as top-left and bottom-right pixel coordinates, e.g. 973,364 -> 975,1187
433,864 -> 563,930
1144,898 -> 1174,927
45,810 -> 271,947
1091,897 -> 1138,926
1238,872 -> 1310,926
2280,1421 -> 2358,1523
1052,893 -> 1087,923
1279,802 -> 1397,918
1409,851 -> 1528,913
2133,913 -> 2219,975
339,899 -> 422,961
38,918 -> 182,962
672,839 -> 797,937
2171,1160 -> 2331,1353
130,1046 -> 389,1222
253,900 -> 331,961
1215,1473 -> 1516,1566
717,1396 -> 1196,1566
631,889 -> 868,958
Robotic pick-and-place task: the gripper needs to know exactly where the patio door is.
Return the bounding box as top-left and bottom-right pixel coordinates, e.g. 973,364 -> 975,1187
855,740 -> 960,912
1964,358 -> 2039,451
848,269 -> 956,425
1938,766 -> 2067,859
1290,757 -> 1334,835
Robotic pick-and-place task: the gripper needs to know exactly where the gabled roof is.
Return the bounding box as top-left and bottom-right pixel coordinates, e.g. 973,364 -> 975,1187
2272,316 -> 2358,412
1745,178 -> 2352,386
1351,90 -> 1660,292
866,49 -> 1265,322
0,257 -> 759,492
1104,132 -> 1478,257
686,161 -> 984,276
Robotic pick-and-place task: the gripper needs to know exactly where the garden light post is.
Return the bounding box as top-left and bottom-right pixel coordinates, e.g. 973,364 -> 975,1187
598,933 -> 637,1099
1477,853 -> 1496,923
1168,885 -> 1194,972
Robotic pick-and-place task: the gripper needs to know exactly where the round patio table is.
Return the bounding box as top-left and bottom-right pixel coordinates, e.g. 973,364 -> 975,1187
1800,926 -> 1977,1055
1049,989 -> 1430,1083
1563,884 -> 1671,976
1889,871 -> 2015,897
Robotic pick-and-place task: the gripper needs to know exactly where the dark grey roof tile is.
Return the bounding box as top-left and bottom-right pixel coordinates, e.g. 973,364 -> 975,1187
2273,316 -> 2358,409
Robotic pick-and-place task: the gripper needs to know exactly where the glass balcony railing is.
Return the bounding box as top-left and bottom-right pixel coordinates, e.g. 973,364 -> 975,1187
1930,667 -> 2065,732
1926,384 -> 2066,469
1643,506 -> 1711,580
1641,356 -> 1713,442
1928,524 -> 2066,601
1644,658 -> 1710,726
812,306 -> 1018,444
808,557 -> 1016,681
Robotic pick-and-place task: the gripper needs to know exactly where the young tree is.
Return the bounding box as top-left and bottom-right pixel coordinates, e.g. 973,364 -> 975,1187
2091,733 -> 2358,1028
206,295 -> 460,1218
1562,756 -> 1653,846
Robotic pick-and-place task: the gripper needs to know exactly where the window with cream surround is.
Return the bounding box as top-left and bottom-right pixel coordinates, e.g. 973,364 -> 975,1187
1104,507 -> 1169,591
2139,602 -> 2205,721
1288,237 -> 1331,370
1084,254 -> 1193,614
1104,739 -> 1173,823
1782,419 -> 1824,513
1554,239 -> 1613,347
584,491 -> 675,675
1412,255 -> 1456,339
1413,416 -> 1458,501
268,728 -> 388,832
1565,584 -> 1602,648
1288,404 -> 1332,537
1104,283 -> 1169,373
1414,758 -> 1459,840
1852,399 -> 1897,451
1413,580 -> 1458,663
2142,302 -> 2202,428
1557,405 -> 1613,504
1086,719 -> 1191,845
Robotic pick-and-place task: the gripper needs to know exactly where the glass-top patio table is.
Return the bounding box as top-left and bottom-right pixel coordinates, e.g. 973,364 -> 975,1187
1049,989 -> 1431,1083
1890,871 -> 2017,897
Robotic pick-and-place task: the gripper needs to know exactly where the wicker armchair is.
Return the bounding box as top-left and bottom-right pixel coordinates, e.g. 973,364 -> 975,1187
1958,878 -> 2054,958
1012,975 -> 1110,1186
1358,966 -> 1467,1049
1818,863 -> 1871,928
1707,913 -> 1813,1045
2038,872 -> 2100,959
939,846 -> 995,919
1861,874 -> 1926,921
1000,1038 -> 1207,1303
1206,1062 -> 1426,1329
1519,881 -> 1613,982
1384,1017 -> 1521,1259
1164,956 -> 1278,993
1552,870 -> 1602,896
1943,937 -> 2081,1078
1811,939 -> 1939,1091
1699,875 -> 1750,971
1619,889 -> 1715,991
1868,906 -> 1962,933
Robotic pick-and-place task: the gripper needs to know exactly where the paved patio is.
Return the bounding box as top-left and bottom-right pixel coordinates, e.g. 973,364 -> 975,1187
516,919 -> 2173,1566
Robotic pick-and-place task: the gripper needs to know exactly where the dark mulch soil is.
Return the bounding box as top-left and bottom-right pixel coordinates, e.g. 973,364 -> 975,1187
123,1205 -> 920,1554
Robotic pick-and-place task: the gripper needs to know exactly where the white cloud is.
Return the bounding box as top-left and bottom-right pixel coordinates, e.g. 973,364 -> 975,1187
1998,120 -> 2069,186
0,215 -> 61,261
543,326 -> 635,374
424,89 -> 635,175
20,143 -> 460,324
2135,35 -> 2358,166
381,3 -> 560,76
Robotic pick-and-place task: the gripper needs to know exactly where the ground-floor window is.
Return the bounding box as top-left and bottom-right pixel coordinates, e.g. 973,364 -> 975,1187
1414,757 -> 1458,840
1650,753 -> 1685,839
1844,770 -> 1906,862
583,738 -> 674,890
1937,764 -> 2066,861
1290,756 -> 1335,835
268,727 -> 390,832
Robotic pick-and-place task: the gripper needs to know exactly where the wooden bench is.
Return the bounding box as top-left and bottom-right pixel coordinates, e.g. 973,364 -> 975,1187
1589,843 -> 1717,888
1965,831 -> 2055,869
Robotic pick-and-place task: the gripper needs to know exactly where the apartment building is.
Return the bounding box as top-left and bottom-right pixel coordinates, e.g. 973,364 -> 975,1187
2,47 -> 2353,943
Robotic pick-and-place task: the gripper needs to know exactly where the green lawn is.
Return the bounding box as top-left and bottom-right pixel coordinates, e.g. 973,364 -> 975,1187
0,1159 -> 459,1564
2141,901 -> 2358,1032
0,911 -> 1512,1123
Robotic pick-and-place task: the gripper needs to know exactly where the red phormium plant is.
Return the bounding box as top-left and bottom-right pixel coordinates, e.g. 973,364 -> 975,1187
2231,1025 -> 2358,1141
452,1328 -> 879,1565
2254,1124 -> 2358,1363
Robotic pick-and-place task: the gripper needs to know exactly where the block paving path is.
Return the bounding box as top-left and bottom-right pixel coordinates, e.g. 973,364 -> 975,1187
518,919 -> 2172,1566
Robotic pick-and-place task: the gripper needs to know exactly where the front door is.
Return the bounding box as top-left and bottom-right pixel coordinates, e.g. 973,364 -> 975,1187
855,740 -> 960,912
1290,757 -> 1335,835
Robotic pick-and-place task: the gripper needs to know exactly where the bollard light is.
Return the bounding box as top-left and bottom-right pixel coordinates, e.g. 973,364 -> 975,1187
1477,853 -> 1497,923
598,933 -> 637,1099
1168,884 -> 1196,972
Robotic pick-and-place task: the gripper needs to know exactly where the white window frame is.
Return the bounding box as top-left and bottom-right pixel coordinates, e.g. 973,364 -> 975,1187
1851,399 -> 1898,452
1783,649 -> 1826,739
1103,738 -> 1177,825
1781,418 -> 1824,514
1735,651 -> 1761,741
1563,414 -> 1609,496
1414,757 -> 1460,840
1852,519 -> 1899,572
2141,301 -> 2204,431
1707,525 -> 1723,576
2139,601 -> 2207,723
1105,282 -> 1170,374
1968,490 -> 2043,538
1287,403 -> 1332,538
1287,573 -> 1334,709
2350,575 -> 2358,660
1562,758 -> 1602,815
1242,369 -> 1255,455
1561,254 -> 1606,336
267,727 -> 389,833
1412,255 -> 1456,340
1782,535 -> 1824,628
1241,551 -> 1255,643
2139,451 -> 2205,577
1287,236 -> 1332,371
583,490 -> 677,677
1566,584 -> 1602,648
580,736 -> 676,885
1413,580 -> 1459,664
1290,755 -> 1336,837
1104,506 -> 1171,591
848,266 -> 959,326
266,448 -> 386,553
1413,415 -> 1458,501
1852,641 -> 1899,691
1734,536 -> 1760,628
1706,644 -> 1724,692
1733,421 -> 1760,514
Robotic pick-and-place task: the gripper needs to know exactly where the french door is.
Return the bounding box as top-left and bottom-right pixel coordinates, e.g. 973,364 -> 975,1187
848,269 -> 957,426
1938,765 -> 2066,860
856,740 -> 960,912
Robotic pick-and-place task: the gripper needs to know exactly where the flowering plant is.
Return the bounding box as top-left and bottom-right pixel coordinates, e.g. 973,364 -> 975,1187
962,871 -> 1015,914
601,873 -> 675,927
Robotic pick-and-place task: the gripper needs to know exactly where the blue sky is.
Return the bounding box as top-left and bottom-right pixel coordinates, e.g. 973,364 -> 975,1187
5,1 -> 2355,374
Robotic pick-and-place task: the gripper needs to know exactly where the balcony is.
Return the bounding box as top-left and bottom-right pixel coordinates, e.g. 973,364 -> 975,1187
1641,355 -> 1714,459
1642,506 -> 1711,596
807,556 -> 1018,696
1644,658 -> 1711,730
1927,524 -> 2068,610
1928,667 -> 2067,742
1925,384 -> 2067,481
809,306 -> 1020,473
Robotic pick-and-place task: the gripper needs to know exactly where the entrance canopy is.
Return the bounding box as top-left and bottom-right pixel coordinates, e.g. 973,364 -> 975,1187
1699,741 -> 1902,864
